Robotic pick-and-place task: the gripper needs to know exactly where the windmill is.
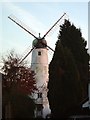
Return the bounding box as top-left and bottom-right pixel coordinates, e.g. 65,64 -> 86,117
8,13 -> 66,118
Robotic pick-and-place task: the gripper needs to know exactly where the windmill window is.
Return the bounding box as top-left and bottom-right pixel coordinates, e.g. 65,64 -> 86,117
38,51 -> 41,56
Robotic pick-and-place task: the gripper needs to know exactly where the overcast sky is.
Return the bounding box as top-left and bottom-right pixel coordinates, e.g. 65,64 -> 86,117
0,1 -> 89,65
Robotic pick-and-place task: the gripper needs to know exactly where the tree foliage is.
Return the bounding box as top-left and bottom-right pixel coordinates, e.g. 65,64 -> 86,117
48,19 -> 89,118
58,19 -> 89,98
2,50 -> 37,95
2,50 -> 37,118
48,42 -> 82,118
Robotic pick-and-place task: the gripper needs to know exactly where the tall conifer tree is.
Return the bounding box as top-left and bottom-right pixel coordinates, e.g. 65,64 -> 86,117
48,19 -> 89,118
58,19 -> 89,99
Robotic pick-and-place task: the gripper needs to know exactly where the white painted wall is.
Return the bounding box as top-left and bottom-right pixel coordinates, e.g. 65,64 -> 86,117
31,48 -> 51,118
31,48 -> 48,87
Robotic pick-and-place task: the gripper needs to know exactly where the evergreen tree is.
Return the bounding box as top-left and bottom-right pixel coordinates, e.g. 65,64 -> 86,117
48,19 -> 89,118
58,19 -> 89,99
48,41 -> 82,118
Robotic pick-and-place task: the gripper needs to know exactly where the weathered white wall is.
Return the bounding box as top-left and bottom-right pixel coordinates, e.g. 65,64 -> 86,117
31,48 -> 48,87
31,48 -> 51,118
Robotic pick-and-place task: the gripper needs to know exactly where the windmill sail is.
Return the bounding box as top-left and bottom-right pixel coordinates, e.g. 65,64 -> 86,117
8,14 -> 38,39
43,13 -> 66,38
19,47 -> 35,64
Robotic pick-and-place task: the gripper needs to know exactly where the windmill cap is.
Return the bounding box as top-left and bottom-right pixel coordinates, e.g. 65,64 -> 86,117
32,38 -> 47,48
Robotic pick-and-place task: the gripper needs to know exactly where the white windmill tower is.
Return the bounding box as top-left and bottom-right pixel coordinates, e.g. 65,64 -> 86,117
8,13 -> 66,118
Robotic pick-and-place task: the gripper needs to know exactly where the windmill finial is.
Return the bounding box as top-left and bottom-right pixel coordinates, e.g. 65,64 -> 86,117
39,33 -> 40,37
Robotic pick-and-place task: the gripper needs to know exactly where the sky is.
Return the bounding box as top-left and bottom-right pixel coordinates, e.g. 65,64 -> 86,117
0,1 -> 89,67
